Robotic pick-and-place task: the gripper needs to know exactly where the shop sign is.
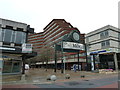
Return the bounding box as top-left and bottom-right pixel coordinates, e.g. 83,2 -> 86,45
63,42 -> 84,50
22,43 -> 32,53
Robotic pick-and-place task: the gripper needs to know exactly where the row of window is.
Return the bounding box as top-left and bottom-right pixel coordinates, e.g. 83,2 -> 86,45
44,25 -> 60,39
44,23 -> 57,36
44,30 -> 64,43
44,21 -> 54,31
0,29 -> 26,44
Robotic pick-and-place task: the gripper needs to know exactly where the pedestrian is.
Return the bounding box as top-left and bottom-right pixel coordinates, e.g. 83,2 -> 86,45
73,64 -> 76,72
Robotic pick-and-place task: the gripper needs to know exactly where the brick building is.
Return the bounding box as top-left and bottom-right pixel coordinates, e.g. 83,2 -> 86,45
28,32 -> 44,54
28,19 -> 86,70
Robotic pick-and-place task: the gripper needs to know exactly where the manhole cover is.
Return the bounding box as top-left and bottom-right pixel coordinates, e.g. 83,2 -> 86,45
68,81 -> 80,86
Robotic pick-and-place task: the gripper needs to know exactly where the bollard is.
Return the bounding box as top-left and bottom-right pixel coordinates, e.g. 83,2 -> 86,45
65,74 -> 70,79
50,75 -> 57,81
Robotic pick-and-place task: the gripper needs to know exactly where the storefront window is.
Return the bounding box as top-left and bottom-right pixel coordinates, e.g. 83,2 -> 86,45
3,61 -> 12,73
3,60 -> 21,73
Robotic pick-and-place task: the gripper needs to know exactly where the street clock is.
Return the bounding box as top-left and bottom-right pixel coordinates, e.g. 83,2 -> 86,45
62,30 -> 81,43
72,32 -> 80,41
70,30 -> 80,43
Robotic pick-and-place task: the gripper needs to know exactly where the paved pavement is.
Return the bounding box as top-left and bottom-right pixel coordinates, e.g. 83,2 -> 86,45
2,68 -> 119,89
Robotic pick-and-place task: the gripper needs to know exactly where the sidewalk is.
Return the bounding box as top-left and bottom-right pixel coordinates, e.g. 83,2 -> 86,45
2,68 -> 118,85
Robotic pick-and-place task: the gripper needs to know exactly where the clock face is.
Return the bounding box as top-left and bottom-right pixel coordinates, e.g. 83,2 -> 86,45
73,32 -> 80,41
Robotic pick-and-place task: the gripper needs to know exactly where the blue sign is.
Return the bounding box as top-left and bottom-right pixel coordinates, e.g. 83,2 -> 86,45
90,50 -> 106,55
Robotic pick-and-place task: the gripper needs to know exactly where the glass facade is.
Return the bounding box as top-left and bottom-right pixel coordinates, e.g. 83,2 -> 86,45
4,29 -> 12,43
1,29 -> 26,44
15,31 -> 26,44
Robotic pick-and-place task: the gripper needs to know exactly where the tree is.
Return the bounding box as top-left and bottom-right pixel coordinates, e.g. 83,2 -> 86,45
39,46 -> 54,71
26,46 -> 54,70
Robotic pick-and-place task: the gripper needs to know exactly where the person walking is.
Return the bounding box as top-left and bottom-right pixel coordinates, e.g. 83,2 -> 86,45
73,64 -> 77,72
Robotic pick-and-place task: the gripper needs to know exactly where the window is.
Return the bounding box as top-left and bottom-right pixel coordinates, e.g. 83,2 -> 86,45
118,33 -> 120,40
100,30 -> 109,39
1,28 -> 26,44
101,41 -> 105,47
101,40 -> 110,48
2,29 -> 5,41
11,31 -> 16,43
15,31 -> 26,44
4,29 -> 12,43
105,31 -> 108,36
100,32 -> 104,37
106,40 -> 110,46
0,30 -> 2,41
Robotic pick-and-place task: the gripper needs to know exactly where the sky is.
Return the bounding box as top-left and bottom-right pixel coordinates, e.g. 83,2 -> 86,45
0,0 -> 119,34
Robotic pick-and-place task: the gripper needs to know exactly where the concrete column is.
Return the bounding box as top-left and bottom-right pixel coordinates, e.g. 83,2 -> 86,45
114,53 -> 118,71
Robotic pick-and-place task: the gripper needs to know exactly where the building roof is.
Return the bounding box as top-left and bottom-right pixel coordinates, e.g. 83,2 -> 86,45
85,25 -> 120,37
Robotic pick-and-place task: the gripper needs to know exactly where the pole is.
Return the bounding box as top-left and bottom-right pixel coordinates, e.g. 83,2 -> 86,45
22,55 -> 26,74
78,51 -> 80,71
93,55 -> 96,70
61,41 -> 64,73
85,44 -> 88,71
64,56 -> 66,74
54,44 -> 57,72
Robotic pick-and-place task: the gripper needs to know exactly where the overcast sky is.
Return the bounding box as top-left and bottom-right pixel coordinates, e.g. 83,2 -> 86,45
0,0 -> 119,34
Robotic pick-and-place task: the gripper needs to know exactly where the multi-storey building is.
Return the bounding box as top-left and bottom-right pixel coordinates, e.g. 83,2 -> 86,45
28,32 -> 44,54
85,25 -> 120,71
0,18 -> 35,74
28,19 -> 86,70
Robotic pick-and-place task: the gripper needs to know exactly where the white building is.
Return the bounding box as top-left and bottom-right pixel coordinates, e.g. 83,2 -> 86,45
85,25 -> 120,71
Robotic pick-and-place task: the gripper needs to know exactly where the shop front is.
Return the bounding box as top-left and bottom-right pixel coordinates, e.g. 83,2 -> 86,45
2,54 -> 22,74
90,48 -> 119,71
